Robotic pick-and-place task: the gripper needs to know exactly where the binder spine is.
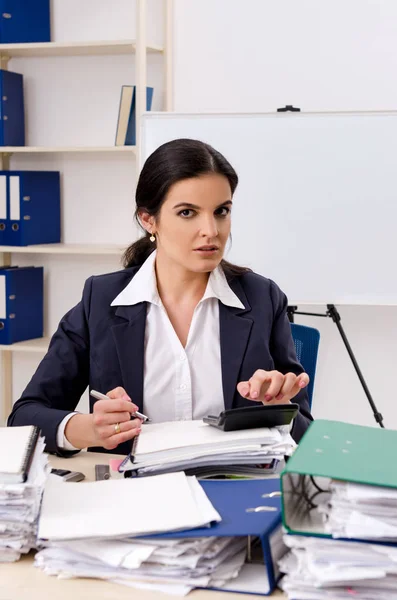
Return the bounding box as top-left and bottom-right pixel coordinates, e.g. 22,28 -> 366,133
20,426 -> 40,483
0,174 -> 6,244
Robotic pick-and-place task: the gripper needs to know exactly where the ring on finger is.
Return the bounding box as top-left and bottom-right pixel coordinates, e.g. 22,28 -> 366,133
114,422 -> 121,435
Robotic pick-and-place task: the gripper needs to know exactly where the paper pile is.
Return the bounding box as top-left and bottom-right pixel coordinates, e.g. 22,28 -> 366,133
319,480 -> 397,540
35,471 -> 249,594
279,535 -> 397,600
35,536 -> 247,596
0,436 -> 48,562
119,420 -> 295,477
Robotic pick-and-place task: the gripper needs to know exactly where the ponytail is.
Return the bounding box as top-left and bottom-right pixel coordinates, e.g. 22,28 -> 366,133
123,235 -> 155,268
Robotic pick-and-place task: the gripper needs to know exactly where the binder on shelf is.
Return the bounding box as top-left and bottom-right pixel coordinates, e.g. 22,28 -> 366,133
0,266 -> 43,345
0,171 -> 60,246
151,478 -> 286,596
0,70 -> 24,146
281,419 -> 397,536
0,0 -> 50,44
115,85 -> 153,146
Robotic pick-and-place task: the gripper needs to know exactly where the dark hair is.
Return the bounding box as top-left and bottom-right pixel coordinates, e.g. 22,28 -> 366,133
123,138 -> 251,278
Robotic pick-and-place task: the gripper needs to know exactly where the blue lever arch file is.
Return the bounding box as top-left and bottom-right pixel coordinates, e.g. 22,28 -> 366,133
148,478 -> 286,596
0,171 -> 60,246
0,266 -> 43,344
0,70 -> 25,146
0,0 -> 50,43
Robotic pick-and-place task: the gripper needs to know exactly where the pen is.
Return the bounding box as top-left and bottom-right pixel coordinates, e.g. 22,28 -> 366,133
89,389 -> 150,422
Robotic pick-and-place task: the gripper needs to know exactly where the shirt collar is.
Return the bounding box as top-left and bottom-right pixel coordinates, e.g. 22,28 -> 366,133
111,250 -> 245,310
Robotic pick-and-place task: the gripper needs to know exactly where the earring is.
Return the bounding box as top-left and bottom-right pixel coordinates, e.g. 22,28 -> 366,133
149,233 -> 155,242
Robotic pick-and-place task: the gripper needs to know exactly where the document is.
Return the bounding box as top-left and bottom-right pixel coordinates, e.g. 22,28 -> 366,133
38,472 -> 221,542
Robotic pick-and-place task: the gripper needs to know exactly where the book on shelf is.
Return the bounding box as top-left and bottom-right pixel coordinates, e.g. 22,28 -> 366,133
115,85 -> 154,146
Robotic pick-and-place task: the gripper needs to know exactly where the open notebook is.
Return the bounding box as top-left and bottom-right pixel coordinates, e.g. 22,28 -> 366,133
0,425 -> 40,483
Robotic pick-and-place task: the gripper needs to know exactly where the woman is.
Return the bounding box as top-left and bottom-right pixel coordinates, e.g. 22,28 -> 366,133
8,139 -> 312,456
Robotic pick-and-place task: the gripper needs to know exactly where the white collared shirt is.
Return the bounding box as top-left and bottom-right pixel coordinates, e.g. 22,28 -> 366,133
57,250 -> 245,450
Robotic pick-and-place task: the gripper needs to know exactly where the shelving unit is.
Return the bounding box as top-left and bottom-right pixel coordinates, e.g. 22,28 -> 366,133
0,0 -> 173,424
0,244 -> 124,255
0,39 -> 163,58
0,146 -> 137,154
0,338 -> 50,354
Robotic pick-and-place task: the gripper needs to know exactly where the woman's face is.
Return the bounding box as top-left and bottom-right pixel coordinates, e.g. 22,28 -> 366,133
144,173 -> 233,273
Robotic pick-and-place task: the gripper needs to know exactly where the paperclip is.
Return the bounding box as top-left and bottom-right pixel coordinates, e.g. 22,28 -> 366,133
261,491 -> 282,499
245,506 -> 278,513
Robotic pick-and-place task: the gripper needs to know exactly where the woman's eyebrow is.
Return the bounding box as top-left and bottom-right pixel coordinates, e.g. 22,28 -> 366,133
172,200 -> 233,210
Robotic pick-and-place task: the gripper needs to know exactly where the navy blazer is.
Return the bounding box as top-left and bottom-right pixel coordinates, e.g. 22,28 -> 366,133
8,267 -> 313,455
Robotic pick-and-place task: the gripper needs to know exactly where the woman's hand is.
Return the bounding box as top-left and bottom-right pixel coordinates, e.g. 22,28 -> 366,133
91,387 -> 142,450
237,370 -> 309,405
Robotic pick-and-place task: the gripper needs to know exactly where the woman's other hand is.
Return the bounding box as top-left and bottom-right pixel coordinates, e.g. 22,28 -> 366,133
237,370 -> 309,405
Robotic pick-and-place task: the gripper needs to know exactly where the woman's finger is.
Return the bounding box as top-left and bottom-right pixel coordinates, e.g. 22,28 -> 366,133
94,399 -> 138,414
297,373 -> 310,389
247,370 -> 272,399
98,418 -> 141,442
237,381 -> 250,398
103,422 -> 142,451
276,372 -> 299,400
93,410 -> 131,427
106,386 -> 129,400
262,371 -> 285,400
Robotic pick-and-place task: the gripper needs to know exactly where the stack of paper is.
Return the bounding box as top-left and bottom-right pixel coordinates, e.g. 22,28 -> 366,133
0,429 -> 48,562
279,535 -> 397,600
319,480 -> 397,540
35,472 -> 250,594
35,536 -> 247,596
119,420 -> 295,477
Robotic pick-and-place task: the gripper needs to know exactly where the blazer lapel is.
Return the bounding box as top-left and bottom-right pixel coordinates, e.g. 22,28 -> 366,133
111,303 -> 147,413
219,279 -> 253,410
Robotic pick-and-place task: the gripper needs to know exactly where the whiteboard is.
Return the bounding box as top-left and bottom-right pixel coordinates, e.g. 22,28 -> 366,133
141,111 -> 397,305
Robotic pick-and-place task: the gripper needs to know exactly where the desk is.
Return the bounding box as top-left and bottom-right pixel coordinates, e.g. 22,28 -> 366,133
0,451 -> 286,600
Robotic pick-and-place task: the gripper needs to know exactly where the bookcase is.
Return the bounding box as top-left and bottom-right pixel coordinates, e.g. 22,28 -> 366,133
0,0 -> 173,424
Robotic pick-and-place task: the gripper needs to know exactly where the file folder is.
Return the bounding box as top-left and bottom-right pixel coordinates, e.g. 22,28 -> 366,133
149,478 -> 286,596
0,70 -> 24,146
0,0 -> 50,43
281,419 -> 397,536
0,266 -> 43,344
0,171 -> 60,246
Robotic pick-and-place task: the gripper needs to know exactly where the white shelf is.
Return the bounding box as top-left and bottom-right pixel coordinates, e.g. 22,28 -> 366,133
0,39 -> 163,58
0,338 -> 49,353
0,243 -> 124,255
0,146 -> 136,154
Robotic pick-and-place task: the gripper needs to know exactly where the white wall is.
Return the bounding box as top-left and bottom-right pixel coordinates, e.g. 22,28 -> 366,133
172,0 -> 397,429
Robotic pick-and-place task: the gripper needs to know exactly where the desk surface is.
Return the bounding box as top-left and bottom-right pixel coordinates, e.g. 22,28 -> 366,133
0,451 -> 286,600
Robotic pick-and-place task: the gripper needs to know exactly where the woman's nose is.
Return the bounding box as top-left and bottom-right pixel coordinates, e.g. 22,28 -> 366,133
200,216 -> 218,238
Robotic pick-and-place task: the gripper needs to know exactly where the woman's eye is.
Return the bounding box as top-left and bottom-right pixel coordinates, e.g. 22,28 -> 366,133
216,206 -> 231,217
178,209 -> 194,218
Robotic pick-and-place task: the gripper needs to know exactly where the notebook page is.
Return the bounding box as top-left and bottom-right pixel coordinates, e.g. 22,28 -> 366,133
0,426 -> 36,476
